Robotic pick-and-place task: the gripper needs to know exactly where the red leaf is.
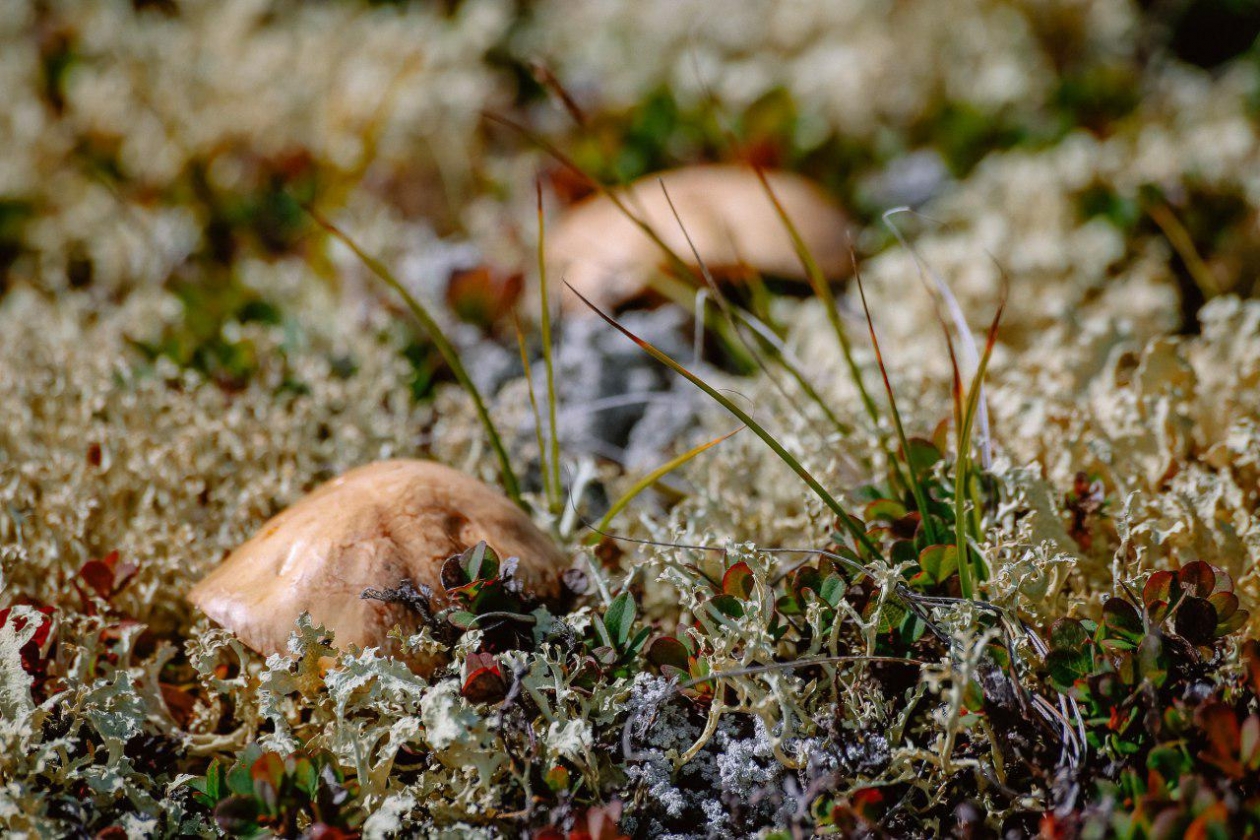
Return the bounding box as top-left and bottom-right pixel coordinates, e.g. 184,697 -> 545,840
1179,561 -> 1216,599
580,801 -> 626,840
721,562 -> 755,599
78,560 -> 115,599
646,637 -> 690,671
1198,703 -> 1244,779
461,653 -> 507,704
1244,641 -> 1260,695
76,551 -> 137,603
250,752 -> 286,791
851,788 -> 885,819
1143,571 -> 1176,609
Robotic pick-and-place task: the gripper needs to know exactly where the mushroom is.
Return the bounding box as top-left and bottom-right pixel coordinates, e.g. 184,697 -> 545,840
547,165 -> 851,312
188,459 -> 567,674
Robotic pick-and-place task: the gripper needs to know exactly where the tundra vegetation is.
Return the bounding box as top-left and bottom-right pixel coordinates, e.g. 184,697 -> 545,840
3,1 -> 1260,838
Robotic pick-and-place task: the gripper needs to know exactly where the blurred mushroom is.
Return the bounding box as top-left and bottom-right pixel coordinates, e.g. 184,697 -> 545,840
547,165 -> 851,312
188,459 -> 567,674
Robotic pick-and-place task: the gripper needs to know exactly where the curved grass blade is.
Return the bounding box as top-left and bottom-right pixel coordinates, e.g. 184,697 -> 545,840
657,180 -> 823,436
484,111 -> 757,372
308,207 -> 524,507
512,314 -> 555,507
753,166 -> 881,429
730,308 -> 853,437
566,282 -> 881,559
954,298 -> 1005,598
883,206 -> 993,469
536,181 -> 563,511
853,261 -> 938,545
589,427 -> 743,543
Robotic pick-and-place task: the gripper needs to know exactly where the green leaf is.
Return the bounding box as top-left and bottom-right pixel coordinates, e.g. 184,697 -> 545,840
292,757 -> 317,798
251,752 -> 285,792
1208,591 -> 1239,620
1046,648 -> 1093,691
898,612 -> 926,645
189,759 -> 225,806
1137,633 -> 1166,687
872,599 -> 907,635
591,614 -> 613,649
889,540 -> 918,567
1216,609 -> 1249,636
707,594 -> 746,620
1147,745 -> 1189,780
544,765 -> 570,793
819,576 -> 845,608
962,678 -> 984,711
1143,570 -> 1176,609
448,611 -> 478,630
1102,598 -> 1144,644
917,545 -> 958,586
604,592 -> 636,649
863,499 -> 906,523
776,594 -> 803,616
904,438 -> 942,478
688,656 -> 713,690
626,626 -> 652,657
1049,618 -> 1090,653
227,763 -> 255,798
461,542 -> 499,583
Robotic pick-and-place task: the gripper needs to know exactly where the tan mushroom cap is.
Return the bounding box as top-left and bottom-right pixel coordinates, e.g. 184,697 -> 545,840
189,459 -> 567,672
548,165 -> 851,313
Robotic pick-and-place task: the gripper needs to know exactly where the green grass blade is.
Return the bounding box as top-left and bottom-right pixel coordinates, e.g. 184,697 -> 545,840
753,166 -> 882,429
484,112 -> 757,372
589,427 -> 743,543
567,282 -> 881,559
730,308 -> 853,437
657,180 -> 822,434
513,315 -> 555,507
536,183 -> 563,512
954,300 -> 1004,599
483,113 -> 690,274
853,263 -> 939,545
308,207 -> 524,507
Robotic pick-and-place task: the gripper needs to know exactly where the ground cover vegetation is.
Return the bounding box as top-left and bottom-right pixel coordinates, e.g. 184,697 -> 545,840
3,1 -> 1260,837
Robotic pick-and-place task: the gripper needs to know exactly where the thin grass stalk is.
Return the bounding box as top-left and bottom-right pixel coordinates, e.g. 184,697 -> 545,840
953,302 -> 1004,598
484,112 -> 757,371
730,308 -> 853,437
308,207 -> 524,507
657,181 -> 823,436
883,207 -> 994,469
589,427 -> 743,543
536,182 -> 563,511
484,113 -> 690,275
567,282 -> 882,559
853,265 -> 940,545
753,167 -> 882,429
513,315 -> 555,506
